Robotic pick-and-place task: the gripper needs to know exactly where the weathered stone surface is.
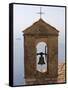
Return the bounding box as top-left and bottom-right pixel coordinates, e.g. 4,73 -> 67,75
23,18 -> 59,82
25,64 -> 65,85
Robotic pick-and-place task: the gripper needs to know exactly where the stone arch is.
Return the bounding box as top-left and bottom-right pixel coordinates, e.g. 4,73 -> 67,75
36,41 -> 47,73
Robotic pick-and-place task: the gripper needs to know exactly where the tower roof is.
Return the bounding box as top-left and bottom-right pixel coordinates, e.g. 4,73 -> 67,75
23,19 -> 59,36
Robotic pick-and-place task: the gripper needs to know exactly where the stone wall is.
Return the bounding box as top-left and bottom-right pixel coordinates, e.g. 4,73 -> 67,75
47,36 -> 58,77
24,35 -> 36,79
24,35 -> 58,79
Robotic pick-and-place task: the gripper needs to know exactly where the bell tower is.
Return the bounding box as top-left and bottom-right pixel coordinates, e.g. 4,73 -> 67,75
22,7 -> 59,84
23,18 -> 59,84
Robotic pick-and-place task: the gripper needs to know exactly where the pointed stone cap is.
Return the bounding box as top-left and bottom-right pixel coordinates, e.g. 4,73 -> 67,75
23,19 -> 59,36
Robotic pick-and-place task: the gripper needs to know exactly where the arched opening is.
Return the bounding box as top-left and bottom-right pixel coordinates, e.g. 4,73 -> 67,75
36,42 -> 47,73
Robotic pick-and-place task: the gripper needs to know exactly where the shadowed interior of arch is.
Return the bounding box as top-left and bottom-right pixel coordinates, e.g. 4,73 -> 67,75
36,42 -> 47,73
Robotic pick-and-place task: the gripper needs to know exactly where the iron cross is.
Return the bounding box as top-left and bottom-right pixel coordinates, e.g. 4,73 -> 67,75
37,7 -> 44,19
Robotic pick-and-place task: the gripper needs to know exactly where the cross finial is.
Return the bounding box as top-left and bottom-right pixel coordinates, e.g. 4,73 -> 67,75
37,7 -> 44,19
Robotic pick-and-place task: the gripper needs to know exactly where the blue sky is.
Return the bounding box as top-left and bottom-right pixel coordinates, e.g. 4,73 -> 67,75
13,4 -> 65,85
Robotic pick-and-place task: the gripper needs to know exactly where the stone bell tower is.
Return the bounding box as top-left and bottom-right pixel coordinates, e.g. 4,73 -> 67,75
22,7 -> 59,84
22,18 -> 59,83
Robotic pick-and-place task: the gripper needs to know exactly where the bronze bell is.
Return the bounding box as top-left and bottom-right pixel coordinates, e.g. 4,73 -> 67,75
38,52 -> 45,65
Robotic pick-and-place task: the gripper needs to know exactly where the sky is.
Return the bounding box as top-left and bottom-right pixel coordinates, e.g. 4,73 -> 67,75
13,4 -> 65,85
